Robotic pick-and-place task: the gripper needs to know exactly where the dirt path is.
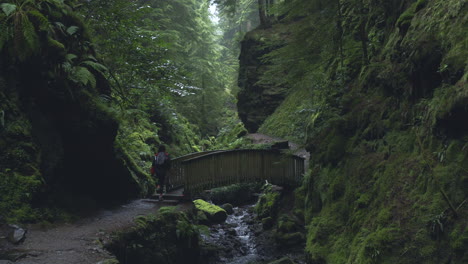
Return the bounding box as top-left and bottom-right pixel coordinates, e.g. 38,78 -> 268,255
246,133 -> 310,168
1,200 -> 177,264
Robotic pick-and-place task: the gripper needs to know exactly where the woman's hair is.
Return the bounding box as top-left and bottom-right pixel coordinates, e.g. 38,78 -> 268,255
158,145 -> 166,152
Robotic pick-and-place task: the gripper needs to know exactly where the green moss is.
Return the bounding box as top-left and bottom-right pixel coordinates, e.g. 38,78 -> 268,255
258,84 -> 314,143
193,199 -> 227,223
354,227 -> 401,263
355,193 -> 371,209
0,171 -> 43,223
450,225 -> 468,254
106,209 -> 200,264
397,5 -> 416,31
256,191 -> 280,219
277,215 -> 297,233
210,183 -> 261,206
193,199 -> 226,215
244,0 -> 467,263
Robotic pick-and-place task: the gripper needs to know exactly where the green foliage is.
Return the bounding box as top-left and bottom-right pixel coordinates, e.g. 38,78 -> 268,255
255,187 -> 280,219
210,182 -> 261,205
247,0 -> 468,263
107,209 -> 200,264
193,199 -> 227,216
79,0 -> 237,138
0,170 -> 42,223
69,66 -> 96,88
1,3 -> 17,16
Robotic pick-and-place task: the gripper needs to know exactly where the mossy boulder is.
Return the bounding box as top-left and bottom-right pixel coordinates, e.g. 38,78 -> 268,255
261,216 -> 275,230
221,203 -> 234,215
106,207 -> 200,264
275,231 -> 305,248
193,199 -> 227,224
256,187 -> 281,219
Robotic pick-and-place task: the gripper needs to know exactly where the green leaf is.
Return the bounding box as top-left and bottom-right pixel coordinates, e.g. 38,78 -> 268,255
27,10 -> 50,31
81,60 -> 108,74
66,26 -> 79,35
65,53 -> 78,62
0,3 -> 16,16
70,66 -> 96,88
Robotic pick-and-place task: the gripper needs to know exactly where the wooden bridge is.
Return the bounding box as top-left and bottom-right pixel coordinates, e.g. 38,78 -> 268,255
165,149 -> 305,198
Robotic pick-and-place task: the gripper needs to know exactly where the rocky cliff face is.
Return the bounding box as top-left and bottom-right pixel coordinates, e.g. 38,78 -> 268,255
0,2 -> 147,223
237,29 -> 289,132
238,0 -> 467,263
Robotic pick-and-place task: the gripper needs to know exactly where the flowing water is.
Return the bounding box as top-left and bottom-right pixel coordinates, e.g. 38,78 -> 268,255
202,204 -> 264,264
224,205 -> 258,264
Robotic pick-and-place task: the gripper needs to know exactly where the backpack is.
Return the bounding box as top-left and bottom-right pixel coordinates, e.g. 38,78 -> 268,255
154,152 -> 167,166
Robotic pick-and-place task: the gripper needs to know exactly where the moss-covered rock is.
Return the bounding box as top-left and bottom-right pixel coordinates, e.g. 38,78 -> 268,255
193,199 -> 227,224
262,216 -> 275,230
106,207 -> 200,264
256,187 -> 281,219
221,203 -> 234,215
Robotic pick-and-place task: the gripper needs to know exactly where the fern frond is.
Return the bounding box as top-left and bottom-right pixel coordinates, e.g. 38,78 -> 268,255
70,66 -> 96,88
85,55 -> 97,62
81,60 -> 108,74
0,3 -> 17,16
134,215 -> 148,229
53,21 -> 66,33
47,37 -> 65,51
27,10 -> 49,31
66,25 -> 78,36
65,53 -> 77,62
0,16 -> 10,51
21,14 -> 39,54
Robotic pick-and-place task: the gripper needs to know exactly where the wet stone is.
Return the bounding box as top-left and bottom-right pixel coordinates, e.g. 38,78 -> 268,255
7,225 -> 26,244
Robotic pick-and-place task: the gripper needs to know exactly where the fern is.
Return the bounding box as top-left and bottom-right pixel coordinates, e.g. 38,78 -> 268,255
0,3 -> 17,16
66,25 -> 78,35
21,14 -> 39,55
0,15 -> 9,51
134,215 -> 149,229
47,37 -> 65,51
70,66 -> 96,88
81,60 -> 108,74
65,53 -> 77,62
27,10 -> 50,31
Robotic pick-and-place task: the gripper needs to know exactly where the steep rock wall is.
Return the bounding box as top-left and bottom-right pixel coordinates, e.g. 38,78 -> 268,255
237,29 -> 289,132
0,2 -> 149,222
239,0 -> 467,263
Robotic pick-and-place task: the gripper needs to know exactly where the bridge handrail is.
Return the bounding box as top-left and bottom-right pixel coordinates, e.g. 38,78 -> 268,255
181,149 -> 305,196
181,148 -> 305,162
168,150 -> 223,189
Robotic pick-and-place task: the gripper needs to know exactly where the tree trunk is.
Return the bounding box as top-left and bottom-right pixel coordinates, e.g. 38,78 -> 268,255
258,0 -> 268,27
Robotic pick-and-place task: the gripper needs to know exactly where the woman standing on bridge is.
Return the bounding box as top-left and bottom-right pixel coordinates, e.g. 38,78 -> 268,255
151,145 -> 171,201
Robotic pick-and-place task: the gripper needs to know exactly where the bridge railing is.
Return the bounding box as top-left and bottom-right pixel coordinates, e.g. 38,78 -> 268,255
168,150 -> 222,189
181,149 -> 305,196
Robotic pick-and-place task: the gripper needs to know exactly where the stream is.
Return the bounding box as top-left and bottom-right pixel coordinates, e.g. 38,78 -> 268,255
201,204 -> 305,264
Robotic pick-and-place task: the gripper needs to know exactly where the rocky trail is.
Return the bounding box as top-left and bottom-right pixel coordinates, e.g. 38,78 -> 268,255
0,200 -> 175,264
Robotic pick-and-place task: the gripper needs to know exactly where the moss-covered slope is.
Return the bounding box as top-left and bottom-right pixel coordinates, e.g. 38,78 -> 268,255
238,0 -> 467,263
0,1 -> 152,223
